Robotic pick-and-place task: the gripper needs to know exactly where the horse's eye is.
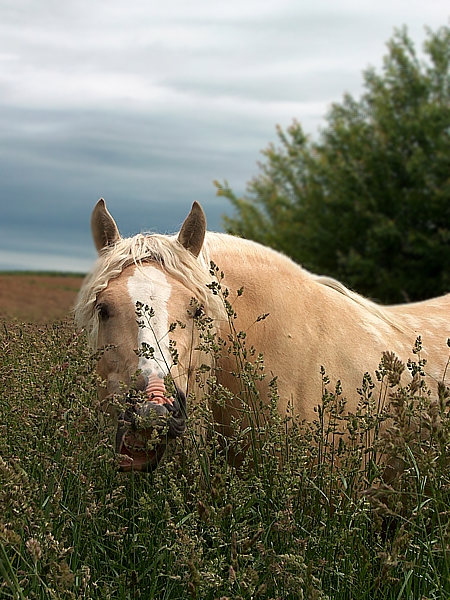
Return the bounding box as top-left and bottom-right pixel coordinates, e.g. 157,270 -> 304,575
96,302 -> 111,321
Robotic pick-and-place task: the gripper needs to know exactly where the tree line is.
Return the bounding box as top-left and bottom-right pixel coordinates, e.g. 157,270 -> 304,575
217,26 -> 449,303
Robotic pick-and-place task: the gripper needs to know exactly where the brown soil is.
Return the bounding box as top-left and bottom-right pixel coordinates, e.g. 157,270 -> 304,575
0,274 -> 85,323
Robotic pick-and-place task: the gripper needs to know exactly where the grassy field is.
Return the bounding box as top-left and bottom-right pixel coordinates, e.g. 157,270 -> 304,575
0,275 -> 449,599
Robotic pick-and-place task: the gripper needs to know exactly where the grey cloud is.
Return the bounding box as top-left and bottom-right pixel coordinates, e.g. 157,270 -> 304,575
0,1 -> 447,271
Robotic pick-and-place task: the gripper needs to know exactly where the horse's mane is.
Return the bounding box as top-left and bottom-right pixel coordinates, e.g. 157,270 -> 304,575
74,232 -> 225,346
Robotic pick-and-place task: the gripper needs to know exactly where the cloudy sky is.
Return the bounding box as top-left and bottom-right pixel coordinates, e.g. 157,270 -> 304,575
0,1 -> 447,272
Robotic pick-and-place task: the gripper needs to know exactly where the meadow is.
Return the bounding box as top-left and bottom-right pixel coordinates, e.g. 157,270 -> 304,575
0,275 -> 449,599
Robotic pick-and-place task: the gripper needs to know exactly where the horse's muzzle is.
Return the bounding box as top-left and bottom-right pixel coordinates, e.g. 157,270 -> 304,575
115,388 -> 186,472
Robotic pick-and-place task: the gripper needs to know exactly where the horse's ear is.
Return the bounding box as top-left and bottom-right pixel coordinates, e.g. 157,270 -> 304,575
177,201 -> 206,258
91,198 -> 121,254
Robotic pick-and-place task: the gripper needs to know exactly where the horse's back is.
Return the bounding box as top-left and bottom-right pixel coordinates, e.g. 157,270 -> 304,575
388,293 -> 449,343
388,292 -> 450,315
386,293 -> 449,383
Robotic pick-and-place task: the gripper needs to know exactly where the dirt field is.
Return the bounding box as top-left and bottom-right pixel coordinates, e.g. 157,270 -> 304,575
0,273 -> 85,322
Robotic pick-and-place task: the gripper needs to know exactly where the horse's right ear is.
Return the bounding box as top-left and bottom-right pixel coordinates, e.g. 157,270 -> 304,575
177,201 -> 206,258
91,198 -> 121,254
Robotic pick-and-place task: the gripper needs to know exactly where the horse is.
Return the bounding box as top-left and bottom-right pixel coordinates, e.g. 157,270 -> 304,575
75,199 -> 449,472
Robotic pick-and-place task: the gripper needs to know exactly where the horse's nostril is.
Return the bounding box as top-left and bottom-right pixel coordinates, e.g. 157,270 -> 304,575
177,388 -> 187,411
138,401 -> 170,420
118,406 -> 137,427
134,373 -> 148,392
164,387 -> 187,437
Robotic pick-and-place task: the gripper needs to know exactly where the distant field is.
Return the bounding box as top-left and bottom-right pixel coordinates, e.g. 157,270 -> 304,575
0,272 -> 85,322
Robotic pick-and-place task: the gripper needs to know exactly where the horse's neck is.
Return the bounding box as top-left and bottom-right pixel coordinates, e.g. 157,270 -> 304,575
206,234 -> 310,303
205,234 -> 404,343
204,234 -> 449,389
205,233 -> 307,283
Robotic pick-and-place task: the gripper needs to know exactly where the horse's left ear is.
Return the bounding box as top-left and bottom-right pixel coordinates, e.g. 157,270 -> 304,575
91,198 -> 121,254
177,201 -> 206,258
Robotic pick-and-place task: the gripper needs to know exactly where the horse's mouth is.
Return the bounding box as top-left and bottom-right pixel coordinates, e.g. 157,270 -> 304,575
116,430 -> 166,472
114,387 -> 187,472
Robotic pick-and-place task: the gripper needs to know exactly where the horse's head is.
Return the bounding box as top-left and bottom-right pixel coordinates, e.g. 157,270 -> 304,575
76,199 -> 216,471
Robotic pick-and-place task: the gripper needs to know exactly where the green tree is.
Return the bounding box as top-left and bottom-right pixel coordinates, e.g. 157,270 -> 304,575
217,26 -> 450,303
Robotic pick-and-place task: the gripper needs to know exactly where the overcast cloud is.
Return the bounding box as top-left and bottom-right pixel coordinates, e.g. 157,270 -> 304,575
0,0 -> 448,271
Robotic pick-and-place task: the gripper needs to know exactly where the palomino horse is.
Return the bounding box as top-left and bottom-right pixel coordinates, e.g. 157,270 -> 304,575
75,199 -> 449,471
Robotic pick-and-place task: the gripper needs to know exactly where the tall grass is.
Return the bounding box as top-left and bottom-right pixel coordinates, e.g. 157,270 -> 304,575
1,305 -> 448,599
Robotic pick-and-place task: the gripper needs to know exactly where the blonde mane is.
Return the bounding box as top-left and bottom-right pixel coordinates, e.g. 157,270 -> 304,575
75,232 -> 226,347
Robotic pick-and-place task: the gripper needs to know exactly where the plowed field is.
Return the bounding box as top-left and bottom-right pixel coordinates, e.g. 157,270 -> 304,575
0,273 -> 84,322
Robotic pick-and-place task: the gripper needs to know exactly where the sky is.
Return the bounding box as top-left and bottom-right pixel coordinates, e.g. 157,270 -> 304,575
0,1 -> 448,272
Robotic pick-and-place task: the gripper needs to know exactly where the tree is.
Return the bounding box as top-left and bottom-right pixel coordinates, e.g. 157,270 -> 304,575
216,26 -> 449,303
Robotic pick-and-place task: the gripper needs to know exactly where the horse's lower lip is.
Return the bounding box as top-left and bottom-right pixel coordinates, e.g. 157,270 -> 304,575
117,431 -> 165,472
